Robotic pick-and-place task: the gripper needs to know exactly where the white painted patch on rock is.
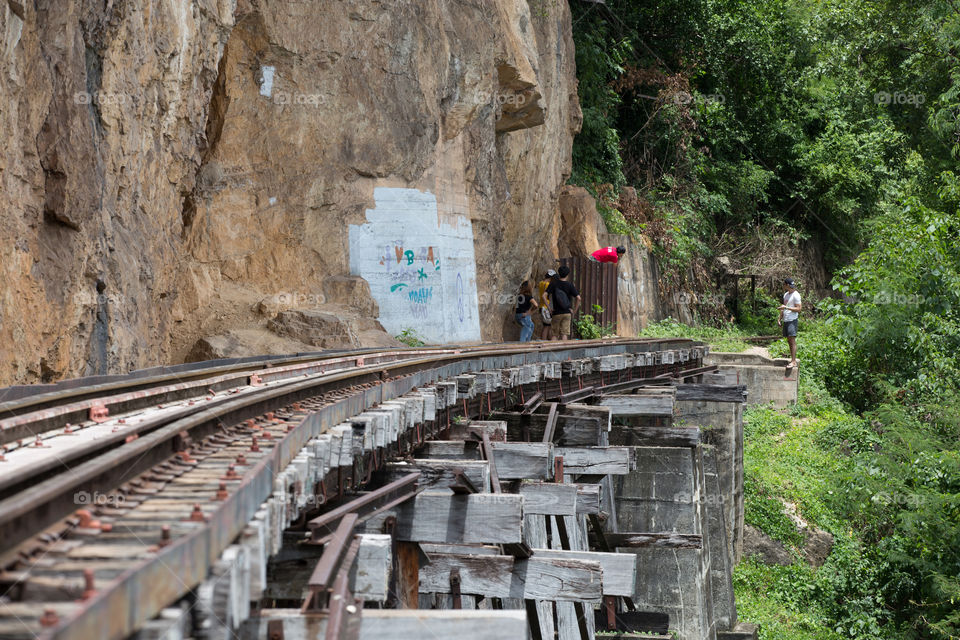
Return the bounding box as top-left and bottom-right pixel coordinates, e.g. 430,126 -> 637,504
259,65 -> 275,97
349,187 -> 481,343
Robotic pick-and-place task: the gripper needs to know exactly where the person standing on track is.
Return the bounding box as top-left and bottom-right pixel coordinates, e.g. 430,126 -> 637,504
546,266 -> 580,340
588,245 -> 626,263
778,277 -> 801,367
515,280 -> 538,342
537,269 -> 556,340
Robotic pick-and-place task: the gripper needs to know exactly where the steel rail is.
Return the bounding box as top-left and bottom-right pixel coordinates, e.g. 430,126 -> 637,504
0,338 -> 705,640
0,338 -> 684,423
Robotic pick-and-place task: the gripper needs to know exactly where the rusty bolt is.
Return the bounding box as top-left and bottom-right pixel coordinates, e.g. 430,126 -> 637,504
34,435 -> 44,447
159,525 -> 171,548
250,436 -> 260,453
188,504 -> 205,522
125,434 -> 138,443
235,454 -> 247,465
39,608 -> 59,627
265,411 -> 274,421
214,482 -> 228,501
178,450 -> 195,463
75,510 -> 101,530
261,429 -> 273,440
245,419 -> 256,429
100,522 -> 113,533
81,569 -> 96,601
63,423 -> 73,434
223,464 -> 238,480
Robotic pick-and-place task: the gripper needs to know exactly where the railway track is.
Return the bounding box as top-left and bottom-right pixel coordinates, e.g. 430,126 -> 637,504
0,338 -> 708,640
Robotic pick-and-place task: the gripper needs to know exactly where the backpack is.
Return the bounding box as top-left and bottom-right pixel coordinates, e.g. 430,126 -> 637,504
552,284 -> 571,311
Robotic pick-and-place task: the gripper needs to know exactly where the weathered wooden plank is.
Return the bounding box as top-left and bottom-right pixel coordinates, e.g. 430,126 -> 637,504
521,515 -> 555,640
575,484 -> 602,514
496,412 -> 604,446
418,553 -> 602,602
491,442 -> 553,480
382,460 -> 490,493
555,447 -> 632,475
359,493 -> 523,544
447,420 -> 506,442
675,384 -> 748,403
243,609 -> 528,640
349,534 -> 392,602
597,532 -> 703,549
609,424 -> 700,448
419,543 -> 501,556
533,550 -> 636,596
518,481 -> 578,515
600,394 -> 675,417
413,440 -> 482,460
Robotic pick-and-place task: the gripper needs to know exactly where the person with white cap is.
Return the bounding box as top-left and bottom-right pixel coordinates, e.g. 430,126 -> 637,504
537,269 -> 557,340
778,277 -> 801,367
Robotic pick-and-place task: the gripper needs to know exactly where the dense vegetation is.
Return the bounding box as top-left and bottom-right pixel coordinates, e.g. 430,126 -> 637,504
582,1 -> 960,637
570,0 -> 960,280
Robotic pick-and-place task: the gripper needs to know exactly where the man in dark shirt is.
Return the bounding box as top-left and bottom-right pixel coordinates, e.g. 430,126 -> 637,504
545,265 -> 581,340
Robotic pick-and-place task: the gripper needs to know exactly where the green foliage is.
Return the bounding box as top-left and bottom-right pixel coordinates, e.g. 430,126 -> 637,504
741,318 -> 960,638
394,328 -> 426,347
639,317 -> 753,352
574,304 -> 617,339
734,558 -> 844,640
570,0 -> 960,635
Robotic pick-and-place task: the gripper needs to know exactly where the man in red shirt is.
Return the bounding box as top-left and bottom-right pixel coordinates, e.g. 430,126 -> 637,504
589,246 -> 626,263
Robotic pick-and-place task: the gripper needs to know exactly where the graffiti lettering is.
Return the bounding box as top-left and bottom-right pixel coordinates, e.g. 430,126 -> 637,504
408,286 -> 433,319
408,287 -> 433,305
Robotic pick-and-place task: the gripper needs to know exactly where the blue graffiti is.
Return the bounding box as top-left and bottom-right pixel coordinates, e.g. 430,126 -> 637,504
408,287 -> 433,305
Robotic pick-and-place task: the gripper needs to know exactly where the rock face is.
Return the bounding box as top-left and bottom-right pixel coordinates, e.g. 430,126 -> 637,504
0,0 -> 584,384
556,185 -> 664,335
742,524 -> 793,566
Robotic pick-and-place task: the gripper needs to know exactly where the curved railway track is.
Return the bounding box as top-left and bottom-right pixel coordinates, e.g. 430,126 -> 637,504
0,337 -> 709,640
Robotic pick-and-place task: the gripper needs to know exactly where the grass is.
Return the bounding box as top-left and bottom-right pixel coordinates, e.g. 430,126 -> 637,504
654,319 -> 892,639
734,559 -> 844,640
639,317 -> 755,352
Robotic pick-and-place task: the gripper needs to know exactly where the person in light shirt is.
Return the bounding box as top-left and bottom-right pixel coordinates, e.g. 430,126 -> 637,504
588,246 -> 626,263
778,277 -> 801,367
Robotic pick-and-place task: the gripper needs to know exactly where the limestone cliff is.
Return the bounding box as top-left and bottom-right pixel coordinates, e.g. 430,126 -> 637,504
0,0 -> 584,384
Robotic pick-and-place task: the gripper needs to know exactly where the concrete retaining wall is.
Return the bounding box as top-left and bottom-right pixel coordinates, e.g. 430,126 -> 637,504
704,352 -> 797,407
